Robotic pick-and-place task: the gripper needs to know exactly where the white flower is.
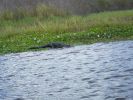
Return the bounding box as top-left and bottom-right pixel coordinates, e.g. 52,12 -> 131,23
57,35 -> 60,38
33,37 -> 37,41
97,35 -> 100,38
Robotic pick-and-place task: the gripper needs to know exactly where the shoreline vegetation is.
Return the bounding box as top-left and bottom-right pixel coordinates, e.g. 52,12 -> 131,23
0,4 -> 133,55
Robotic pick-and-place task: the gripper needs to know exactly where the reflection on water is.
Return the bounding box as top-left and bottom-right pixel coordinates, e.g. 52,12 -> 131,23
0,41 -> 133,100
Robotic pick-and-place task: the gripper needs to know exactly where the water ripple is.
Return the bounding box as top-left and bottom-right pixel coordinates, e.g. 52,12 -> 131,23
0,40 -> 133,100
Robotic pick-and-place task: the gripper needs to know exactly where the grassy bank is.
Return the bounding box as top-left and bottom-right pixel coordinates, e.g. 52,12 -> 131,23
0,10 -> 133,55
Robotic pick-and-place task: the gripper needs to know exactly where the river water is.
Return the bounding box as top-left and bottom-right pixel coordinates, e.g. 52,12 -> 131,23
0,41 -> 133,100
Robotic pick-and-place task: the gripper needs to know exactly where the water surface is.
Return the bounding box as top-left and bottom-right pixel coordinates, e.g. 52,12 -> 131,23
0,41 -> 133,100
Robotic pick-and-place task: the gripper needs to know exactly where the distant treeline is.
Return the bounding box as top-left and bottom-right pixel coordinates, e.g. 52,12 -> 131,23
0,0 -> 133,15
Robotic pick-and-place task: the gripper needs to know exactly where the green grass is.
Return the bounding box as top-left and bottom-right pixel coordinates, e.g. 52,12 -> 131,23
0,10 -> 133,55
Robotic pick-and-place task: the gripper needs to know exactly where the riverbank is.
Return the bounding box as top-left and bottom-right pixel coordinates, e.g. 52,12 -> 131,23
0,10 -> 133,55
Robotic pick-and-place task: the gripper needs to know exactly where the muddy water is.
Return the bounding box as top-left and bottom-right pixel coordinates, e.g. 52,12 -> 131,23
0,41 -> 133,100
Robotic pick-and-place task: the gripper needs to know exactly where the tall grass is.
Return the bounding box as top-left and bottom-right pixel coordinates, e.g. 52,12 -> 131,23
0,10 -> 133,37
0,4 -> 68,20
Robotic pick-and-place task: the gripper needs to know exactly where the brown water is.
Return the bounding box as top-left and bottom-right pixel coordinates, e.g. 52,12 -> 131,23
0,41 -> 133,100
